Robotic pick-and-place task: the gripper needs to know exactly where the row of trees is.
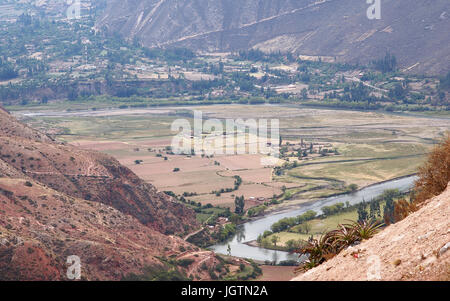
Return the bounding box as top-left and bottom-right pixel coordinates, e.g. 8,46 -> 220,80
212,223 -> 237,242
371,52 -> 397,73
213,176 -> 242,197
234,196 -> 245,215
270,210 -> 317,233
356,189 -> 404,224
265,188 -> 405,239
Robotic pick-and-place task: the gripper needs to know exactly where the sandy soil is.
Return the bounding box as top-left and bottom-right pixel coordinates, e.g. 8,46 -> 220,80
220,168 -> 273,184
215,154 -> 267,170
257,266 -> 297,281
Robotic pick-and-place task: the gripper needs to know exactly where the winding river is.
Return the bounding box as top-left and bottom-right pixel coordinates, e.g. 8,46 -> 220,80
210,176 -> 417,263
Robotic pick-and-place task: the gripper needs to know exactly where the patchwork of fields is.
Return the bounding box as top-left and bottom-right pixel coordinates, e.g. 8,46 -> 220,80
15,105 -> 449,211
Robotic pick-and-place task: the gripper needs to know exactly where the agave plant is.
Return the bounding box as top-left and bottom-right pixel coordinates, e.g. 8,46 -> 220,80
347,220 -> 384,240
329,223 -> 359,252
295,220 -> 384,272
296,258 -> 320,273
296,232 -> 337,268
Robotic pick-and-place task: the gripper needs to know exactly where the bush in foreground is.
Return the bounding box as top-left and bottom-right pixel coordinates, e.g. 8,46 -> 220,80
414,134 -> 450,205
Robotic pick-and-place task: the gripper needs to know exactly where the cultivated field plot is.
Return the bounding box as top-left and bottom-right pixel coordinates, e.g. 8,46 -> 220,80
266,210 -> 360,247
15,105 -> 449,210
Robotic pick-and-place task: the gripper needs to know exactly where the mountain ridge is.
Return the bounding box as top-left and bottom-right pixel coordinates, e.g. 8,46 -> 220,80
97,0 -> 450,75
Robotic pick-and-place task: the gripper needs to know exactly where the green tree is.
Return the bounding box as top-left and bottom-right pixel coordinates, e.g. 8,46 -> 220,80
229,213 -> 241,224
384,197 -> 396,225
285,240 -> 298,252
271,235 -> 280,247
234,196 -> 245,215
357,201 -> 368,222
372,51 -> 397,73
301,88 -> 308,100
299,222 -> 311,234
369,200 -> 381,221
348,184 -> 358,192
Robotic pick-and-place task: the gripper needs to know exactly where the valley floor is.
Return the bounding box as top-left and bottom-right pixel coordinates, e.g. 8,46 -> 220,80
14,104 -> 449,212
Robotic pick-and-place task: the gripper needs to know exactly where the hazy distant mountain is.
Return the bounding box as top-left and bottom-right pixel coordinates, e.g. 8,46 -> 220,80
97,0 -> 450,75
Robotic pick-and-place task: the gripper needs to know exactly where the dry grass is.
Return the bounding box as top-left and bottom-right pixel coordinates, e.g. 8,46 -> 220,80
414,134 -> 450,205
391,134 -> 450,224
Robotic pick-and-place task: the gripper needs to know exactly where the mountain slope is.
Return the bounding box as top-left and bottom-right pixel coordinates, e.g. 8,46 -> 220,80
97,0 -> 450,75
292,183 -> 450,281
0,107 -> 227,280
0,177 -> 194,280
0,108 -> 196,235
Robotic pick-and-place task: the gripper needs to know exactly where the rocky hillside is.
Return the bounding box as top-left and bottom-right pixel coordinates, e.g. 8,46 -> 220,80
0,107 -> 226,280
0,108 -> 196,235
97,0 -> 450,75
292,183 -> 450,281
0,177 -> 194,280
